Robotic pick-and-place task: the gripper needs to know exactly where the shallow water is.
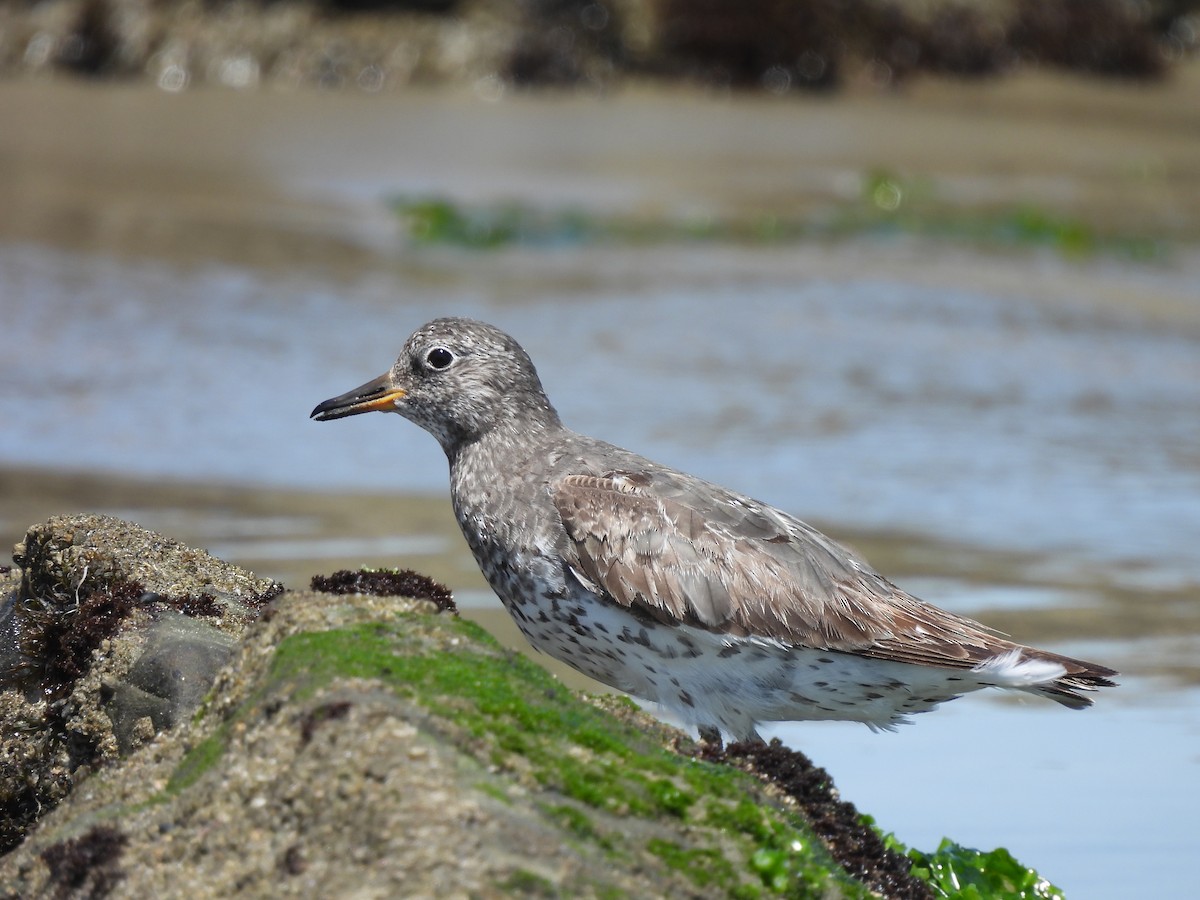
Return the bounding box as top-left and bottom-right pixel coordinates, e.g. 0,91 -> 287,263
1,78 -> 1198,896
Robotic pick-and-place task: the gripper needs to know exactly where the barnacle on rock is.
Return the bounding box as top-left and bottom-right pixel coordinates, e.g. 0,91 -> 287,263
0,514 -> 281,855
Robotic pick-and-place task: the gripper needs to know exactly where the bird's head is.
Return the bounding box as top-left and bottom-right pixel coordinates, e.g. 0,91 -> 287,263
311,317 -> 560,454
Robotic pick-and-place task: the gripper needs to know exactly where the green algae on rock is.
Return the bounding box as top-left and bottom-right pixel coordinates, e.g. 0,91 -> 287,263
147,604 -> 879,898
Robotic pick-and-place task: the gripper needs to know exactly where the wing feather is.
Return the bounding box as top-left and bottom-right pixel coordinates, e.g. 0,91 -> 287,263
551,470 -> 1022,670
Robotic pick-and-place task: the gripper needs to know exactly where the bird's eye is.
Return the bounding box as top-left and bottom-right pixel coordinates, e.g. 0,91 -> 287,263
426,347 -> 454,370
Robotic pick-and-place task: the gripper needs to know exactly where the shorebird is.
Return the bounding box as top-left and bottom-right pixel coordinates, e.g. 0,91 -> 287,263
312,317 -> 1116,743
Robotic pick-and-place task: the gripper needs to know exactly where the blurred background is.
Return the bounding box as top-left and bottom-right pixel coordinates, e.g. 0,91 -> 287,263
1,0 -> 1198,895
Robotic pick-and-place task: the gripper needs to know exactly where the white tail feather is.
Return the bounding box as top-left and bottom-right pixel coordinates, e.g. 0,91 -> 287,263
972,649 -> 1066,687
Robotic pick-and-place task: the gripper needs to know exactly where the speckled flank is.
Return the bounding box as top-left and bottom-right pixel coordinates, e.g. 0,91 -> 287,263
485,582 -> 1026,739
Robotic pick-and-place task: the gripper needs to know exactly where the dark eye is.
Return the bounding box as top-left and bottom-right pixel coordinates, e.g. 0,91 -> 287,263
426,347 -> 454,370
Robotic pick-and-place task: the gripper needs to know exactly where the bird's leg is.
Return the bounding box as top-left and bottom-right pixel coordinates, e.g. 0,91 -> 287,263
697,724 -> 723,750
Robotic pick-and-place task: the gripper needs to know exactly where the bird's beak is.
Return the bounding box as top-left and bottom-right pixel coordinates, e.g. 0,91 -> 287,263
311,372 -> 406,421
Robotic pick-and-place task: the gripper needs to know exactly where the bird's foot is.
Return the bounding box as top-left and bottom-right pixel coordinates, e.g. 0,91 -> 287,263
697,724 -> 723,750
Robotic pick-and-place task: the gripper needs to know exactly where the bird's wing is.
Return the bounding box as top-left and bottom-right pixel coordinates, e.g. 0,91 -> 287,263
551,470 -> 1009,669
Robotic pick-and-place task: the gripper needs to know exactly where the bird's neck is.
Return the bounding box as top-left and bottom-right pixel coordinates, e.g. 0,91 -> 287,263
447,414 -> 564,542
446,402 -> 562,469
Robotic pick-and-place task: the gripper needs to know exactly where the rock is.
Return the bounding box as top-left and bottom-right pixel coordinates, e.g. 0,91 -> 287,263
12,513 -> 280,608
0,514 -> 922,897
105,610 -> 240,753
0,514 -> 281,854
1,515 -> 1063,897
0,0 -> 1180,90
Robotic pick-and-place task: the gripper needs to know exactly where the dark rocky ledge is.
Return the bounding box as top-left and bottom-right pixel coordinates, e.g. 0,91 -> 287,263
0,0 -> 1187,93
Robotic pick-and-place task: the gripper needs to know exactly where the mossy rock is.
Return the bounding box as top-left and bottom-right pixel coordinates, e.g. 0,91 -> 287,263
0,518 -> 1066,898
0,584 -> 867,897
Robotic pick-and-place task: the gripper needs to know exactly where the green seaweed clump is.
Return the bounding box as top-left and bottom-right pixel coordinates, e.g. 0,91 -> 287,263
394,196 -> 595,249
846,170 -> 1165,261
903,838 -> 1065,899
390,183 -> 1168,262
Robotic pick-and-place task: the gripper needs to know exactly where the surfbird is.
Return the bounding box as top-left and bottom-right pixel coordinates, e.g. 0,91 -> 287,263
312,317 -> 1117,743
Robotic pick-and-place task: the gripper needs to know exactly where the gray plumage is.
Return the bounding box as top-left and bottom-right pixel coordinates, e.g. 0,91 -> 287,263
313,317 -> 1117,742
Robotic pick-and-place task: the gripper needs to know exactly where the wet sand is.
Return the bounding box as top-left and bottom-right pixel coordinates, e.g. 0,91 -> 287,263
1,63 -> 1198,269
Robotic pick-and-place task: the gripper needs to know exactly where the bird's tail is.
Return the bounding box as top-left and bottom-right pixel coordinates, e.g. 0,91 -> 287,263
973,647 -> 1118,709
